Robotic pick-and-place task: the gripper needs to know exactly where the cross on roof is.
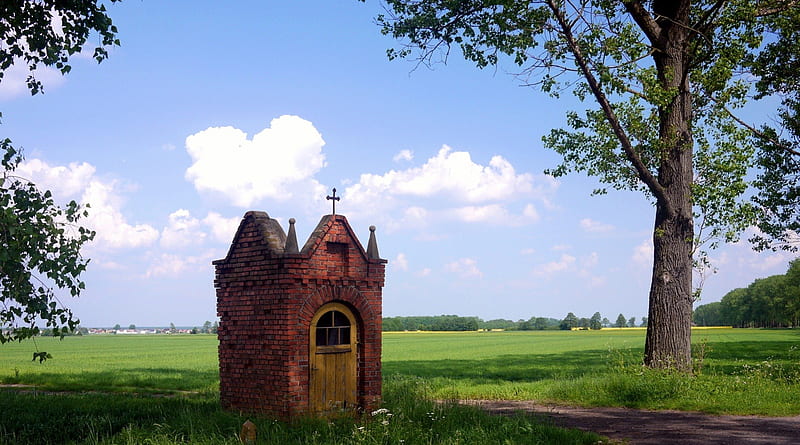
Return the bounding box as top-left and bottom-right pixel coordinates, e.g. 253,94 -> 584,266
326,188 -> 340,215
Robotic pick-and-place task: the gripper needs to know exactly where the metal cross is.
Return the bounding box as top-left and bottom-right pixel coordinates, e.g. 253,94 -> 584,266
326,188 -> 340,215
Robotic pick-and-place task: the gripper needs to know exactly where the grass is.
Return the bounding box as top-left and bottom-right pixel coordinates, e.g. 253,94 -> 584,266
383,328 -> 800,415
0,328 -> 798,443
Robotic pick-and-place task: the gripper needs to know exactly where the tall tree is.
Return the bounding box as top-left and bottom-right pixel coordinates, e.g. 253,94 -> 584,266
375,0 -> 796,370
0,1 -> 120,344
615,313 -> 627,328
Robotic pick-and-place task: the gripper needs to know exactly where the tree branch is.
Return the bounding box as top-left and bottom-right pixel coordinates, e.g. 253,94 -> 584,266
547,0 -> 672,214
621,1 -> 663,48
755,0 -> 799,17
709,95 -> 800,157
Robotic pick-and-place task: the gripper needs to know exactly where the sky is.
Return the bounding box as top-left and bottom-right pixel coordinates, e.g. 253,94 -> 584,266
1,1 -> 797,328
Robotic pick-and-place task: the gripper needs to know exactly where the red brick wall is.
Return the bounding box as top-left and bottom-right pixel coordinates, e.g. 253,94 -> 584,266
214,213 -> 385,418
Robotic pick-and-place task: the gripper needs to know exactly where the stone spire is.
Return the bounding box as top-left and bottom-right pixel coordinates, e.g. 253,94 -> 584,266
366,225 -> 380,260
284,218 -> 299,254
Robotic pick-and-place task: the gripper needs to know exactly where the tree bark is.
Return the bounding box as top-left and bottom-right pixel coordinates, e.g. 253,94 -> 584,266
643,0 -> 694,371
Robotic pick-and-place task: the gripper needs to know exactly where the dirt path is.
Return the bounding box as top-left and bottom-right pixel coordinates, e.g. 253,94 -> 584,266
463,400 -> 800,444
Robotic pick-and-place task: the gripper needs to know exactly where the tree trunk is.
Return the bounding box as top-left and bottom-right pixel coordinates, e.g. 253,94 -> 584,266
644,0 -> 694,371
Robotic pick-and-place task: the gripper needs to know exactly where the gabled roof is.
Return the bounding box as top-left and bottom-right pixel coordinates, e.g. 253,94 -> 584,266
214,212 -> 385,265
213,211 -> 286,264
300,214 -> 371,262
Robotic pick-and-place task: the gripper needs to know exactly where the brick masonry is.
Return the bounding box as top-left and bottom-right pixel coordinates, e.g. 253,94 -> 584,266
214,211 -> 386,419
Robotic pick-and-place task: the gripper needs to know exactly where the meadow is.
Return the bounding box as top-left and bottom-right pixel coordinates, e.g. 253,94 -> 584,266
0,328 -> 798,444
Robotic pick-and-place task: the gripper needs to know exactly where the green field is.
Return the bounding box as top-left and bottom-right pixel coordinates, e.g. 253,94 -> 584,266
0,328 -> 798,444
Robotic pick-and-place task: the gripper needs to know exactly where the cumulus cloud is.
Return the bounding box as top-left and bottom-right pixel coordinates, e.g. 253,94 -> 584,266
203,212 -> 241,244
184,115 -> 326,207
445,257 -> 483,279
580,218 -> 614,233
533,254 -> 576,276
343,146 -> 555,228
17,158 -> 158,250
393,149 -> 414,162
144,251 -> 216,278
160,209 -> 206,249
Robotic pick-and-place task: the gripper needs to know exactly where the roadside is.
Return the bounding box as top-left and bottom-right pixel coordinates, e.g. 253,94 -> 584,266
464,400 -> 800,445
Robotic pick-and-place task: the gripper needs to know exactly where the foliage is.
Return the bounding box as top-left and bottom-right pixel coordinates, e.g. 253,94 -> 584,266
0,147 -> 95,344
615,314 -> 627,328
372,0 -> 797,370
0,0 -> 120,95
559,311 -> 578,330
0,0 -> 121,345
748,6 -> 800,252
695,259 -> 800,327
383,315 -> 480,331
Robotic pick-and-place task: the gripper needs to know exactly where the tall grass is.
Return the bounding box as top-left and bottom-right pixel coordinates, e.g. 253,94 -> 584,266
0,376 -> 602,444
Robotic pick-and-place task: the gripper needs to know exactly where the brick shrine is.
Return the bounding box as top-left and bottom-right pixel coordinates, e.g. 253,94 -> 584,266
213,211 -> 386,418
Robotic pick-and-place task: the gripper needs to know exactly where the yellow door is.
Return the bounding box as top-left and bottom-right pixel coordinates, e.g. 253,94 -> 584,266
310,302 -> 357,414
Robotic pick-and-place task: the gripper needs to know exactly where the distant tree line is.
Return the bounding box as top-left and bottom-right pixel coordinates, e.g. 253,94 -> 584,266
382,315 -> 480,331
694,260 -> 800,328
382,312 -> 647,332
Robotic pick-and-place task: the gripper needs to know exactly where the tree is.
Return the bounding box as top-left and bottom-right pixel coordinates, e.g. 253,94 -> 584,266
602,317 -> 611,328
589,312 -> 603,330
560,312 -> 578,330
376,0 -> 796,370
113,324 -> 121,331
627,317 -> 637,328
0,1 -> 120,345
748,7 -> 800,252
615,314 -> 627,328
202,320 -> 212,333
128,324 -> 135,330
640,317 -> 648,327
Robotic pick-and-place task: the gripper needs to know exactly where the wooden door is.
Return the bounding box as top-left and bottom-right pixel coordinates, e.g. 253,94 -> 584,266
309,302 -> 358,414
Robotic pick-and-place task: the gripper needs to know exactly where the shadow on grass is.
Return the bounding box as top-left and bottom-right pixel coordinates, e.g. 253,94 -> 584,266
0,391 -> 238,445
384,347 -> 637,383
384,340 -> 800,383
4,367 -> 219,393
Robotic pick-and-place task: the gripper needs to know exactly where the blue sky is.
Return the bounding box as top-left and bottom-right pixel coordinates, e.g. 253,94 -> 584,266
2,1 -> 796,327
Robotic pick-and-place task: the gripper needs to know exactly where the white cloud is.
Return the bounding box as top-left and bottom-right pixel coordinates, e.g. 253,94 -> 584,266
445,257 -> 483,279
160,209 -> 205,249
417,268 -> 432,277
18,158 -> 158,250
184,115 -> 326,207
632,239 -> 653,268
520,248 -> 536,255
343,146 -> 556,229
347,146 -> 535,204
203,212 -> 241,244
580,218 -> 614,233
82,180 -> 159,249
393,149 -> 414,162
0,60 -> 66,101
449,203 -> 540,226
533,254 -> 576,276
16,159 -> 96,198
393,253 -> 409,271
144,251 -> 215,278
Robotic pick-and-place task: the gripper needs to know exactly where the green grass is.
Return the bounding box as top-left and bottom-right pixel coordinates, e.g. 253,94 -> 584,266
0,328 -> 798,443
383,328 -> 800,415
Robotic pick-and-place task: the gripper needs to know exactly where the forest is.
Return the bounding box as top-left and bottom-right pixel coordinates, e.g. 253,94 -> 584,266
694,259 -> 800,327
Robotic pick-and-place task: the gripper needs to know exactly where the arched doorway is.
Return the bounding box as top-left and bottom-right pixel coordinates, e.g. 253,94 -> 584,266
309,302 -> 358,414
